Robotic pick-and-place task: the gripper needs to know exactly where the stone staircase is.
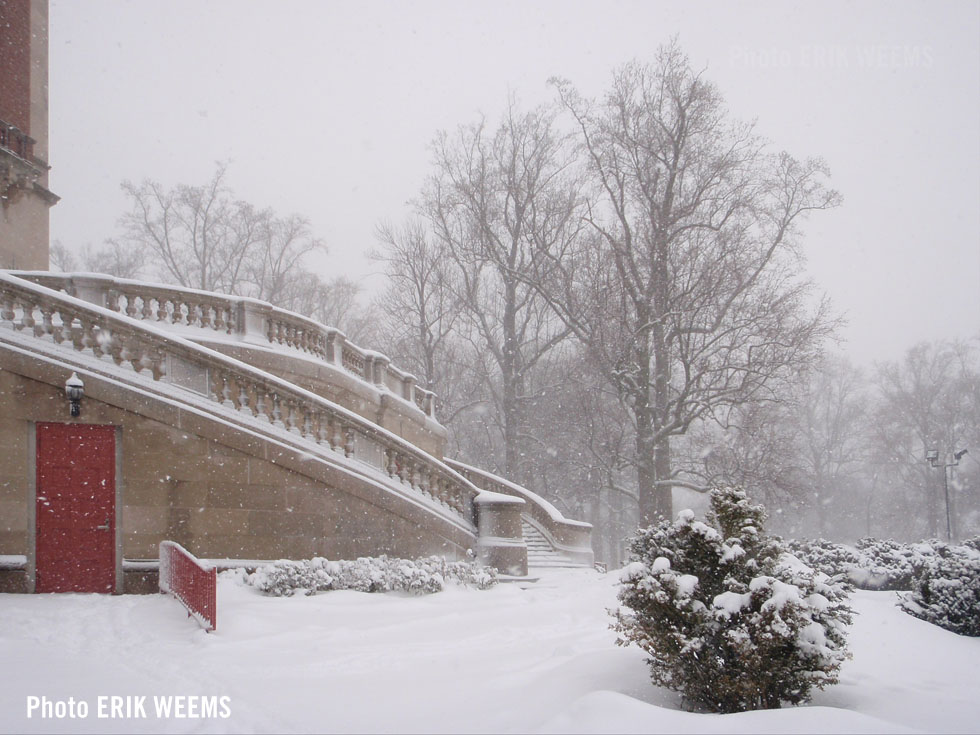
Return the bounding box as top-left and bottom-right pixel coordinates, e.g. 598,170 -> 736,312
522,520 -> 589,568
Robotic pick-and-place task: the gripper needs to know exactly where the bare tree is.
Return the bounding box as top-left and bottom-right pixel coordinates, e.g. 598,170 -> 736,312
283,273 -> 377,345
526,347 -> 639,565
49,239 -> 144,279
243,213 -> 325,305
115,163 -> 263,293
420,101 -> 580,480
83,240 -> 146,279
688,398 -> 810,528
797,356 -> 869,537
48,240 -> 76,272
372,219 -> 460,392
112,164 -> 338,333
535,45 -> 841,525
873,340 -> 978,538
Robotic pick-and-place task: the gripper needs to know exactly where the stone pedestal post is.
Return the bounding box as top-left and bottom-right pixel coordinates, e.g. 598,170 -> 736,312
474,490 -> 527,577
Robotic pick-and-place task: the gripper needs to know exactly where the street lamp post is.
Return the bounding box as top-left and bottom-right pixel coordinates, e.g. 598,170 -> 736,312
926,449 -> 968,541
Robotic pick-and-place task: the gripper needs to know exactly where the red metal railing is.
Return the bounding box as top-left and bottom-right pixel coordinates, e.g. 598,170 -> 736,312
159,541 -> 216,631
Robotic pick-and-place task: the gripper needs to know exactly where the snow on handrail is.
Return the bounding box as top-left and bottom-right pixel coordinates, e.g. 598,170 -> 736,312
445,459 -> 593,558
0,271 -> 478,527
8,270 -> 438,417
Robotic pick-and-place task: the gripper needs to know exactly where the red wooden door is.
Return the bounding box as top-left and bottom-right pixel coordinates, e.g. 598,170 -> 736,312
35,423 -> 116,593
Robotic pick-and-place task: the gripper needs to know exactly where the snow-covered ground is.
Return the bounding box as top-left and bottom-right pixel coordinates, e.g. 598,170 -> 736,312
1,568 -> 978,734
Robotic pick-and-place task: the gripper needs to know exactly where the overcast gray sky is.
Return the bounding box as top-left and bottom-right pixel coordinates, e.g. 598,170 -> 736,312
48,0 -> 979,367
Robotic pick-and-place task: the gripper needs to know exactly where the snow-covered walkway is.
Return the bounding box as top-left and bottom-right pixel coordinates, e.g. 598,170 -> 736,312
1,568 -> 977,733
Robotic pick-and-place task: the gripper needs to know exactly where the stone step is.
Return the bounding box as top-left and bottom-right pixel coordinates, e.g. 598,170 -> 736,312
522,519 -> 590,569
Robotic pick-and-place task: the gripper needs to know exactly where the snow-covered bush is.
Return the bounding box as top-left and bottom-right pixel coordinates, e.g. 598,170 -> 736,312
245,555 -> 497,597
789,537 -> 953,591
852,537 -> 940,591
785,538 -> 861,588
898,540 -> 980,636
613,487 -> 852,713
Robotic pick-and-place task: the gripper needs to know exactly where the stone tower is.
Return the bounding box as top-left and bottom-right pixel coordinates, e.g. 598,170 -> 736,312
0,0 -> 57,270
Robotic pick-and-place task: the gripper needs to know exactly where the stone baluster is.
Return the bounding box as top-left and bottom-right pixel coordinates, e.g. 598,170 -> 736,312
195,301 -> 206,328
36,304 -> 54,339
238,381 -> 253,416
315,413 -> 330,447
219,372 -> 236,409
82,320 -> 103,358
150,348 -> 167,380
271,393 -> 286,428
213,304 -> 226,332
254,389 -> 268,423
51,310 -> 69,344
69,313 -> 85,352
50,307 -> 68,344
286,401 -> 302,435
17,298 -> 35,332
103,330 -> 124,365
103,289 -> 121,313
0,295 -> 15,324
124,335 -> 144,373
329,418 -> 342,452
105,328 -> 125,365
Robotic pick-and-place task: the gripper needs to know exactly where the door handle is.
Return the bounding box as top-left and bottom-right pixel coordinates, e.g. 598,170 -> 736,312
96,517 -> 111,531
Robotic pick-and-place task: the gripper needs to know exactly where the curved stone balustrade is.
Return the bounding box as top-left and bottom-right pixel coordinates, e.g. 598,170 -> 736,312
0,272 -> 475,527
445,459 -> 594,567
9,271 -> 438,418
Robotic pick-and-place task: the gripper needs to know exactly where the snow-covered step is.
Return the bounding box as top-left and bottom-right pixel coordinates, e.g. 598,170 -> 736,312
522,519 -> 590,569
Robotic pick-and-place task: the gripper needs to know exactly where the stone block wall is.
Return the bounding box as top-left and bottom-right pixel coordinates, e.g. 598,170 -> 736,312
0,360 -> 475,594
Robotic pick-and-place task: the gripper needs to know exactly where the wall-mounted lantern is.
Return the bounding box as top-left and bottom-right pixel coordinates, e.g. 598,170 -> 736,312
65,372 -> 84,417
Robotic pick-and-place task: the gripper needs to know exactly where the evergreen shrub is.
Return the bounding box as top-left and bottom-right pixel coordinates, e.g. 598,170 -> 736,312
898,539 -> 980,636
245,555 -> 497,597
613,487 -> 852,713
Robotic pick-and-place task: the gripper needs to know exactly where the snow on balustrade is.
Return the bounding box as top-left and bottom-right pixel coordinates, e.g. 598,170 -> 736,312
7,271 -> 438,418
446,459 -> 594,567
0,271 -> 476,526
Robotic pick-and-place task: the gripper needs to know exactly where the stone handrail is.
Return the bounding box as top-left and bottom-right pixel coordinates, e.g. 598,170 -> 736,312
0,271 -> 474,526
8,271 -> 438,418
445,459 -> 594,563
